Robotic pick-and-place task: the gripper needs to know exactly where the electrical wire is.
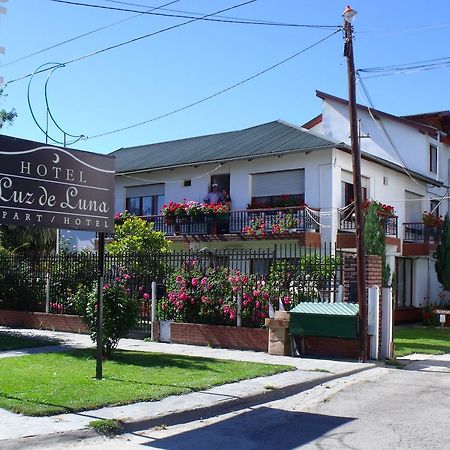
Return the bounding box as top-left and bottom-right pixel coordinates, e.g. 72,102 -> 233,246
4,0 -> 258,86
358,56 -> 450,79
86,29 -> 341,139
1,0 -> 181,69
50,0 -> 340,29
356,73 -> 420,185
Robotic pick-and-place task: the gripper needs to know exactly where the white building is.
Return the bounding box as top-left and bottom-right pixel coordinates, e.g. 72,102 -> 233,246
107,91 -> 450,320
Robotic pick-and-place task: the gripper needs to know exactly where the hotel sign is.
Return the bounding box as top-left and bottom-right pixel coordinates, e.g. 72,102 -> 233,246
0,144 -> 115,232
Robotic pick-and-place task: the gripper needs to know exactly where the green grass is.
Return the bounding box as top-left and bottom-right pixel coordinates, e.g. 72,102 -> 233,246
0,349 -> 294,416
0,332 -> 61,351
89,419 -> 123,436
395,327 -> 450,357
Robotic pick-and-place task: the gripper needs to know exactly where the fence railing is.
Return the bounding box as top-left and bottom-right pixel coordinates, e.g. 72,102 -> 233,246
339,207 -> 398,237
403,222 -> 442,243
0,244 -> 343,321
140,206 -> 320,236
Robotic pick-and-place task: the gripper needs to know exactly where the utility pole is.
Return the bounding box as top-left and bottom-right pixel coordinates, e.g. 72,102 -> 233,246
343,5 -> 367,362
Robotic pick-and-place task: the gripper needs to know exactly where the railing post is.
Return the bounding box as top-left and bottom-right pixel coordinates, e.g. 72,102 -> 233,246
236,290 -> 242,327
45,272 -> 50,313
151,281 -> 157,340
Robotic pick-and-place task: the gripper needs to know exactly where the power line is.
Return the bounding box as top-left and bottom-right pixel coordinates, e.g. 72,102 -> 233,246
104,0 -> 295,24
87,29 -> 341,140
2,0 -> 181,69
358,56 -> 450,79
50,0 -> 340,29
4,0 -> 258,86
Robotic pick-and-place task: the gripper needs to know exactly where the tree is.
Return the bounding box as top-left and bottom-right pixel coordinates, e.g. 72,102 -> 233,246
364,202 -> 390,287
107,215 -> 170,255
0,226 -> 57,254
435,214 -> 450,291
0,87 -> 17,128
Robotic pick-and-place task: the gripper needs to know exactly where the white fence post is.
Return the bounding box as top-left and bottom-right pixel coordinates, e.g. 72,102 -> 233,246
368,286 -> 380,360
237,291 -> 242,327
381,287 -> 394,359
151,281 -> 157,340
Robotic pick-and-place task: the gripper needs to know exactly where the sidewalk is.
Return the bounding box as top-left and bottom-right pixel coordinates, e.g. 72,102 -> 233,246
0,327 -> 374,448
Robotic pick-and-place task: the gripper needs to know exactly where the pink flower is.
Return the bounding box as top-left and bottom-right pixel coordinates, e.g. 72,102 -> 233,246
143,293 -> 150,300
123,274 -> 130,280
255,301 -> 261,309
262,292 -> 269,300
115,276 -> 121,282
176,275 -> 183,283
191,277 -> 199,286
201,277 -> 208,285
232,286 -> 239,292
253,290 -> 260,298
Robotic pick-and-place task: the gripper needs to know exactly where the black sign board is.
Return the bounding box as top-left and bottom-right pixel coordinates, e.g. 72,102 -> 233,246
0,136 -> 115,232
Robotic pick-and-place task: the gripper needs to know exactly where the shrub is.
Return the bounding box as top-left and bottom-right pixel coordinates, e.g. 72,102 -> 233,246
72,273 -> 140,358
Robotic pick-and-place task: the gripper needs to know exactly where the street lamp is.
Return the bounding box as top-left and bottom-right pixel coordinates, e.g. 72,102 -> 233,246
343,5 -> 368,362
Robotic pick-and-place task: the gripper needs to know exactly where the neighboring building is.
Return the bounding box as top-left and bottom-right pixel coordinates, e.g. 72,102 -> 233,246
109,91 -> 449,318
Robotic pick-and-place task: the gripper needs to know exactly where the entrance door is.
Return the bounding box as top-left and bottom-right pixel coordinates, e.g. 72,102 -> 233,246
395,257 -> 413,308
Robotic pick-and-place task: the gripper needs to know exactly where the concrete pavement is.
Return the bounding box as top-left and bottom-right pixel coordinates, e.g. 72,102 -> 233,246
0,327 -> 374,449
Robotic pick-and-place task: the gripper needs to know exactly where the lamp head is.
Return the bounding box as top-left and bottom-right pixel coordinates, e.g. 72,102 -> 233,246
343,5 -> 357,24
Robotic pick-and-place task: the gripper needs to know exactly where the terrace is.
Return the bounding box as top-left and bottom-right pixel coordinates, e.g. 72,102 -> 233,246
141,206 -> 321,242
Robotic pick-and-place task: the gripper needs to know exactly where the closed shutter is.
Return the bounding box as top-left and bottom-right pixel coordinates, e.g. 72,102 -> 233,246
405,191 -> 423,222
252,169 -> 305,197
126,183 -> 165,197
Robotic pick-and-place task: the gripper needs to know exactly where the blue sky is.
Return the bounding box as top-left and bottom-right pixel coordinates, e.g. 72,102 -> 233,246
1,0 -> 450,154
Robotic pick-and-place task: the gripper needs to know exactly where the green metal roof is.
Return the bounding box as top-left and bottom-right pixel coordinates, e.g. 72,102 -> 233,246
290,302 -> 359,316
111,120 -> 339,174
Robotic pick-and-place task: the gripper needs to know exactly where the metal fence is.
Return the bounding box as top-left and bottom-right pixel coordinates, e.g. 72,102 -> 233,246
0,244 -> 344,336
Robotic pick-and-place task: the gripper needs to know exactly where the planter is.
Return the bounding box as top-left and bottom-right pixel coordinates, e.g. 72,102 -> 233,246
165,216 -> 176,226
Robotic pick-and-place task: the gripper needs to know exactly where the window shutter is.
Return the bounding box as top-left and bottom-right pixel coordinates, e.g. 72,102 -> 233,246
126,183 -> 165,197
252,169 -> 304,197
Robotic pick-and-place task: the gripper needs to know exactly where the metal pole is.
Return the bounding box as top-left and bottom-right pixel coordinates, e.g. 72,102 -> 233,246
96,232 -> 105,380
344,12 -> 368,362
45,272 -> 50,313
151,281 -> 157,340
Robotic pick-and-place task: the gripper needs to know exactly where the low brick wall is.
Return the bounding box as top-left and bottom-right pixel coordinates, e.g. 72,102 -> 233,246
170,322 -> 268,352
294,335 -> 360,360
0,310 -> 89,334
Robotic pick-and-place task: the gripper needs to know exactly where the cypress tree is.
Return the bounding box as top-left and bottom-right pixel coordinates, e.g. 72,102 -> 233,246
435,214 -> 450,290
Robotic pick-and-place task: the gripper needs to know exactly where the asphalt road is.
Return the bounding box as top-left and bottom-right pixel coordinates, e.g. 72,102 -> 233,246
59,353 -> 450,450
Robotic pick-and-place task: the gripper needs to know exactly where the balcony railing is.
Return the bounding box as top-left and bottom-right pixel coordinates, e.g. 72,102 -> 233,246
339,207 -> 398,237
403,222 -> 442,243
140,206 -> 320,237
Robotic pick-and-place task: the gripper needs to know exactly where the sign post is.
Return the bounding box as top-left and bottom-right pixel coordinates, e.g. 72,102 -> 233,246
0,136 -> 115,379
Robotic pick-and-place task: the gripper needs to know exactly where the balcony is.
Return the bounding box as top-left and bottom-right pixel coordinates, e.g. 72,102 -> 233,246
337,206 -> 400,250
141,206 -> 321,243
402,222 -> 442,256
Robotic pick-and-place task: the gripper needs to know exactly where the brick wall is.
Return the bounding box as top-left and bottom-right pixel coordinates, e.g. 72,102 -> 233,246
294,335 -> 359,359
170,322 -> 268,352
343,254 -> 383,300
0,310 -> 89,334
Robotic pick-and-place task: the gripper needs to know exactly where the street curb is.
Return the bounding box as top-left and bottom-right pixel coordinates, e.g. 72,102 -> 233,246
0,364 -> 375,449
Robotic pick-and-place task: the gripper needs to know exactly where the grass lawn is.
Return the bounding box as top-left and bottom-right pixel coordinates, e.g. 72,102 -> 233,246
395,327 -> 450,357
0,349 -> 294,416
0,332 -> 61,351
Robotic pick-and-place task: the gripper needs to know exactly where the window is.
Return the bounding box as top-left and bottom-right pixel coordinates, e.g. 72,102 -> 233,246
183,180 -> 191,187
430,199 -> 440,218
125,184 -> 165,216
429,144 -> 437,174
210,174 -> 230,193
251,169 -> 305,208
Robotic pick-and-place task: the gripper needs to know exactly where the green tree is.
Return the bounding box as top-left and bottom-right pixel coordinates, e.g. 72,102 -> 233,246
364,202 -> 390,286
0,226 -> 56,254
0,87 -> 17,128
435,214 -> 450,291
107,216 -> 170,255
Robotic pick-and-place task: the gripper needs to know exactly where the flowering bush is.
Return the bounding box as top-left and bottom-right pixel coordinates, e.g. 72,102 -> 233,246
161,201 -> 188,217
161,201 -> 230,219
422,211 -> 443,228
114,210 -> 133,225
362,200 -> 395,216
158,255 -> 341,327
72,272 -> 140,358
242,217 -> 267,237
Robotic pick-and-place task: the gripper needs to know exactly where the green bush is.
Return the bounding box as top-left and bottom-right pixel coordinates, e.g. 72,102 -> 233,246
72,273 -> 140,358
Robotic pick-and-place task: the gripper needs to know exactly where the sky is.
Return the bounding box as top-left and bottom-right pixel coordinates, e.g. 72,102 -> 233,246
1,0 -> 449,155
